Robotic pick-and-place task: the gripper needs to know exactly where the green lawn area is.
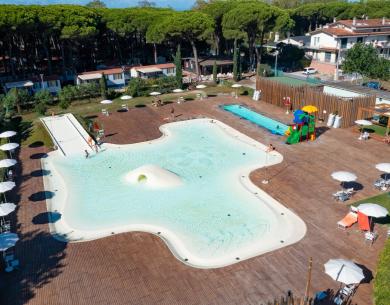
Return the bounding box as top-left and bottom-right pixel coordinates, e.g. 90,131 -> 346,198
268,76 -> 317,87
364,125 -> 389,137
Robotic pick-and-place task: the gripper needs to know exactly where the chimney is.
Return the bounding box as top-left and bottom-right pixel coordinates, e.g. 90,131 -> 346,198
333,17 -> 337,23
274,32 -> 280,42
353,17 -> 356,25
383,17 -> 386,25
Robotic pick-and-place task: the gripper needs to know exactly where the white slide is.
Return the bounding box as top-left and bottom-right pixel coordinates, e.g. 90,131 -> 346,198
41,114 -> 93,157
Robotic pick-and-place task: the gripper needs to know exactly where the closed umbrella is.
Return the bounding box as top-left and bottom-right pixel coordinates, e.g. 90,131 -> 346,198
100,100 -> 113,104
0,202 -> 16,217
120,95 -> 132,100
357,203 -> 388,218
0,159 -> 17,168
0,233 -> 19,252
0,181 -> 15,201
324,259 -> 364,285
0,131 -> 17,139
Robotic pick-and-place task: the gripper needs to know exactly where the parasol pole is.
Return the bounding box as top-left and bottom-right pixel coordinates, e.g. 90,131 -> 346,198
304,257 -> 313,301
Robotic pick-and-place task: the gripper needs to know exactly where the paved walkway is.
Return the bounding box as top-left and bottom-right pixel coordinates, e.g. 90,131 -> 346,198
1,96 -> 389,305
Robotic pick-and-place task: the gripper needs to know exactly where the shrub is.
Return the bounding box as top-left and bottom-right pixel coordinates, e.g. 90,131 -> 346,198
34,102 -> 47,115
59,99 -> 70,110
257,64 -> 273,77
374,239 -> 390,305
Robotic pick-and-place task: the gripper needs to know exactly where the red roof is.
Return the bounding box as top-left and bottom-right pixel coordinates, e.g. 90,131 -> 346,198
313,27 -> 390,37
336,18 -> 390,28
80,67 -> 130,76
133,63 -> 175,70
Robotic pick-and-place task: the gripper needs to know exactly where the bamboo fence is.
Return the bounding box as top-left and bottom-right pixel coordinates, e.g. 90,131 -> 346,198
256,77 -> 376,128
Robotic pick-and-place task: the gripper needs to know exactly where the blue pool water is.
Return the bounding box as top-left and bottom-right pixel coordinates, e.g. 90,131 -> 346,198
43,119 -> 305,267
223,104 -> 288,135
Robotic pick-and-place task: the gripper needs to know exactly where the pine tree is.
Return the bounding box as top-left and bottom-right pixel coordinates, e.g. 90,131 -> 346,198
100,75 -> 107,99
174,44 -> 183,89
212,60 -> 218,84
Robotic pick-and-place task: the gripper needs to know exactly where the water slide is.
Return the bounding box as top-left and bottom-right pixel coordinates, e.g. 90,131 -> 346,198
41,114 -> 94,157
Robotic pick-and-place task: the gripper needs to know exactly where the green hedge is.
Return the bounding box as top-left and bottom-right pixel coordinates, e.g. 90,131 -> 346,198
374,239 -> 390,305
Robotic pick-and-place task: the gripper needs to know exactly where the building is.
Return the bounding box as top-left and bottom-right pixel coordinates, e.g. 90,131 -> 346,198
130,63 -> 176,79
76,67 -> 131,88
183,58 -> 234,75
4,75 -> 62,95
309,17 -> 390,77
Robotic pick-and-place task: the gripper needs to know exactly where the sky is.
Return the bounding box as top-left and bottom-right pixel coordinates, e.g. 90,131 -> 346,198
0,0 -> 196,10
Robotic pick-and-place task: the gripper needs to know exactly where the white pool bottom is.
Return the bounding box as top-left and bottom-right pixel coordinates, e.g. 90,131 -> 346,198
42,118 -> 306,268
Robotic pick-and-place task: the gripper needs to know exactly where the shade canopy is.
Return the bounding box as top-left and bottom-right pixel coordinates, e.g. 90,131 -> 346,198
149,92 -> 161,96
0,202 -> 16,217
120,95 -> 132,100
375,163 -> 390,173
0,181 -> 15,193
302,105 -> 318,113
0,131 -> 17,138
324,259 -> 364,285
358,203 -> 388,218
0,159 -> 17,168
231,84 -> 242,88
331,171 -> 357,182
0,233 -> 19,251
173,89 -> 184,93
355,119 -> 372,126
0,143 -> 19,151
196,84 -> 207,89
100,100 -> 113,104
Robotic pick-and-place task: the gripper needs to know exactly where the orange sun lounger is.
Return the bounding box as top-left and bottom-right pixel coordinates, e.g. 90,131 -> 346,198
337,212 -> 358,229
358,211 -> 371,231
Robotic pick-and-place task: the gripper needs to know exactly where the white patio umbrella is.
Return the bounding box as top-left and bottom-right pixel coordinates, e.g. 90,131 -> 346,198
196,84 -> 207,89
376,163 -> 390,180
331,171 -> 357,189
120,95 -> 132,100
0,131 -> 17,139
0,202 -> 16,217
0,143 -> 19,151
0,181 -> 15,201
355,120 -> 372,138
324,259 -> 364,285
149,92 -> 161,96
173,89 -> 184,93
357,203 -> 388,218
0,159 -> 17,168
0,233 -> 19,252
231,84 -> 242,99
100,100 -> 113,104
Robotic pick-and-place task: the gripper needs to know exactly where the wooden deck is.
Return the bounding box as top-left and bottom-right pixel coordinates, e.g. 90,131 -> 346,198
1,96 -> 389,305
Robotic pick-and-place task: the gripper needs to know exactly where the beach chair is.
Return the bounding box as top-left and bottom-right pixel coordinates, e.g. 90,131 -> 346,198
0,220 -> 11,233
365,231 -> 378,245
358,211 -> 370,231
340,284 -> 357,297
337,211 -> 358,229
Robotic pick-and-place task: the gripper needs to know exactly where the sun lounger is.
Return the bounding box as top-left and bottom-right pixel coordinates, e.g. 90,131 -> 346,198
365,231 -> 378,245
358,211 -> 371,231
337,212 -> 358,229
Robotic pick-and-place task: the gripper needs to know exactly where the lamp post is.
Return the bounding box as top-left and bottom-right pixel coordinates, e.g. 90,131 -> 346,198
39,73 -> 44,91
274,50 -> 279,77
335,39 -> 341,80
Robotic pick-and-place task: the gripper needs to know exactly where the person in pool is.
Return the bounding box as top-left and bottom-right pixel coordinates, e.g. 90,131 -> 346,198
85,150 -> 89,159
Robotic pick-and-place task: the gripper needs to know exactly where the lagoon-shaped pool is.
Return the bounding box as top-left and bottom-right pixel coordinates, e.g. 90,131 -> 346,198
42,119 -> 306,268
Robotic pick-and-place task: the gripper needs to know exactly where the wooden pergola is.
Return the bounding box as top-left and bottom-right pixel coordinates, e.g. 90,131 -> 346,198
357,104 -> 390,136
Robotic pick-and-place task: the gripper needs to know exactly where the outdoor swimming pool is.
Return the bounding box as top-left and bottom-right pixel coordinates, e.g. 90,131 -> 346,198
223,104 -> 289,135
42,119 -> 305,268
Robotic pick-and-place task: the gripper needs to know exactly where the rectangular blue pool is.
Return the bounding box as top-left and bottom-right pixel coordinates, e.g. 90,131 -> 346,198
223,104 -> 289,135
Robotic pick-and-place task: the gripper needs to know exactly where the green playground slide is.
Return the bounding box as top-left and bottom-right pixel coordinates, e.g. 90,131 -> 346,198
286,130 -> 301,144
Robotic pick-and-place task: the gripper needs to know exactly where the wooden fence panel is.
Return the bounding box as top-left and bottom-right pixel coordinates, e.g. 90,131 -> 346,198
256,77 -> 376,128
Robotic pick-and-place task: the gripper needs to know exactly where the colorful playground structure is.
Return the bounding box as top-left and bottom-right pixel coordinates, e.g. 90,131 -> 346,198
285,105 -> 317,144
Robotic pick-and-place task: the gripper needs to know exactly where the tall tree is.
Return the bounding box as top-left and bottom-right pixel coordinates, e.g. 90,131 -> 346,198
212,60 -> 218,84
100,75 -> 108,98
174,44 -> 183,89
147,11 -> 214,77
233,39 -> 238,82
86,0 -> 107,8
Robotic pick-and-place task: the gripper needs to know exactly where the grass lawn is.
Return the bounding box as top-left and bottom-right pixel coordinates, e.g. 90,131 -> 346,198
364,125 -> 389,137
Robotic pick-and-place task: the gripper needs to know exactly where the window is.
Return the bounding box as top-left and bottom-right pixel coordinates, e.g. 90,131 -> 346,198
48,80 -> 57,87
325,52 -> 332,62
113,73 -> 123,80
340,38 -> 348,49
357,37 -> 363,43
